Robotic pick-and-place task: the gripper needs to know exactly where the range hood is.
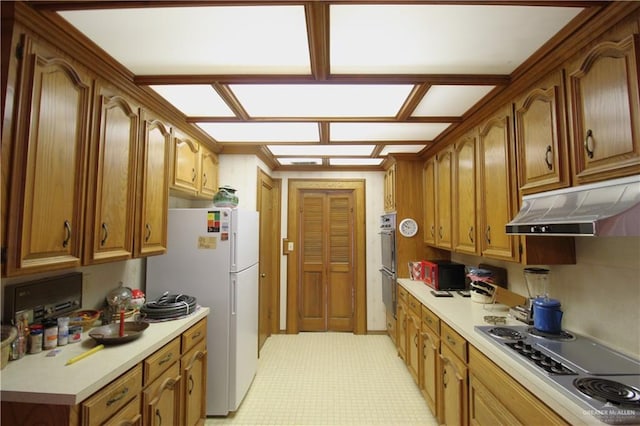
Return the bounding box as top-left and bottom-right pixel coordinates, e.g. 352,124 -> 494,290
506,175 -> 640,236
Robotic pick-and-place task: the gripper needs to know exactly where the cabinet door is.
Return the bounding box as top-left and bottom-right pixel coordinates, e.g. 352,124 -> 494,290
478,106 -> 518,262
469,374 -> 522,426
440,344 -> 468,426
181,340 -> 207,426
407,310 -> 421,385
421,326 -> 439,417
567,35 -> 640,184
384,163 -> 396,212
84,88 -> 139,264
172,132 -> 200,194
453,133 -> 478,255
143,362 -> 181,426
436,148 -> 453,249
136,113 -> 170,257
199,147 -> 218,198
515,70 -> 570,195
396,300 -> 408,362
423,158 -> 436,245
6,52 -> 91,275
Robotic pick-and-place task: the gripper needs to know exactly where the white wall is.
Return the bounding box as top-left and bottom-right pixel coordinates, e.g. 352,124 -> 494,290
453,237 -> 640,358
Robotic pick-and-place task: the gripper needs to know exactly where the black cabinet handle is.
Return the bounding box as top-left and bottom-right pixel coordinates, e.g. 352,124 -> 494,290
545,145 -> 553,170
63,220 -> 72,248
101,223 -> 109,246
585,129 -> 595,159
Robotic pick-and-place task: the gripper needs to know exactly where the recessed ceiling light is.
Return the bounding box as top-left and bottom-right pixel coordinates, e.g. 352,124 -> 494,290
380,145 -> 427,155
331,122 -> 450,141
277,158 -> 323,166
230,84 -> 413,117
150,85 -> 235,116
268,145 -> 375,156
330,158 -> 384,166
197,122 -> 319,142
412,85 -> 495,116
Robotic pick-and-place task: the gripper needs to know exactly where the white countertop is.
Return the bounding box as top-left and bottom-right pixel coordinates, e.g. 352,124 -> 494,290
398,279 -> 606,426
0,307 -> 209,406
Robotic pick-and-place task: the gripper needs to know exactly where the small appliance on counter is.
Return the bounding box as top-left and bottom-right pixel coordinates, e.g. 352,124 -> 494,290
421,260 -> 466,291
510,267 -> 551,325
467,268 -> 497,304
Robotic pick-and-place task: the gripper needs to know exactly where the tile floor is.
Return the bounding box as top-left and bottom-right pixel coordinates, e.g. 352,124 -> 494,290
205,332 -> 439,425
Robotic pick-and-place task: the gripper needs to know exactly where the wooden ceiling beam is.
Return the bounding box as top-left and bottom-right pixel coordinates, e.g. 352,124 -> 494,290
134,74 -> 510,86
29,1 -> 607,11
187,116 -> 462,123
211,83 -> 250,120
396,83 -> 431,121
305,2 -> 330,81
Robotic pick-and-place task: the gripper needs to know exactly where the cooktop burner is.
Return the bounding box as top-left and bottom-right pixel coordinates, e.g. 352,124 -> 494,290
574,378 -> 640,409
487,326 -> 525,340
475,325 -> 640,425
527,326 -> 575,341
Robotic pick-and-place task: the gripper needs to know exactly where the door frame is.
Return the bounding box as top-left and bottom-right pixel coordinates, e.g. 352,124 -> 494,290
256,168 -> 282,340
286,179 -> 367,334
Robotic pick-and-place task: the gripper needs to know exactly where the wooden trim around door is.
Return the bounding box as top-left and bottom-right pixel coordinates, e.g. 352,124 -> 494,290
286,179 -> 366,334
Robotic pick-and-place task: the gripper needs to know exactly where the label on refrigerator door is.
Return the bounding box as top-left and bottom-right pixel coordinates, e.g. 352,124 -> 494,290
207,211 -> 220,233
198,236 -> 217,249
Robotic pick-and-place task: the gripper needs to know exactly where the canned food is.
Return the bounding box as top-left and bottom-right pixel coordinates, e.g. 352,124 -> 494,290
68,325 -> 82,344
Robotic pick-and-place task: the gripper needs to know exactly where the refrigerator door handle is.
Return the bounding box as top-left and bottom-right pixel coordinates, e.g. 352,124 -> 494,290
231,231 -> 238,270
231,278 -> 237,315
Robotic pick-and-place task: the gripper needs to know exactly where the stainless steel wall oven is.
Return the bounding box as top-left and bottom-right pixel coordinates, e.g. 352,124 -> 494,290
380,213 -> 397,317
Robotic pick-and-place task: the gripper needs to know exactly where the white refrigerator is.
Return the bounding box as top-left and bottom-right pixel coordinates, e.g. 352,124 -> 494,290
146,208 -> 259,416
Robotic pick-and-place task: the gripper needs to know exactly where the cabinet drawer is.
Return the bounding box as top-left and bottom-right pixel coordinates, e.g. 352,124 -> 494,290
421,306 -> 440,335
81,364 -> 142,425
182,318 -> 207,355
103,394 -> 142,426
408,294 -> 421,315
441,322 -> 467,362
144,337 -> 180,386
398,285 -> 408,304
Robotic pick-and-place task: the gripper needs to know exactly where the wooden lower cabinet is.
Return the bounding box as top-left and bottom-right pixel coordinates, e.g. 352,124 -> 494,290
0,320 -> 207,426
386,309 -> 397,345
439,323 -> 468,426
406,304 -> 421,385
468,346 -> 568,426
396,287 -> 409,362
181,339 -> 208,426
420,320 -> 440,416
143,361 -> 181,426
82,364 -> 143,425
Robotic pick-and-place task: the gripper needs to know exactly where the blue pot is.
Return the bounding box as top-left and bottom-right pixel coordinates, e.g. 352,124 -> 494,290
533,297 -> 563,334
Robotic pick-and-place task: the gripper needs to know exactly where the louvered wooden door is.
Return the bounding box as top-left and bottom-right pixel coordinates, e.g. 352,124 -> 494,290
299,191 -> 355,332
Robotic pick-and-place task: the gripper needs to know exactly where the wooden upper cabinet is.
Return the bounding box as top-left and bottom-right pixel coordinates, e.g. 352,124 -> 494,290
423,158 -> 436,246
135,112 -> 170,257
5,46 -> 91,276
478,106 -> 518,262
172,132 -> 200,194
566,34 -> 640,184
453,132 -> 478,255
84,86 -> 139,265
199,146 -> 219,199
435,148 -> 453,250
514,70 -> 571,195
384,163 -> 397,212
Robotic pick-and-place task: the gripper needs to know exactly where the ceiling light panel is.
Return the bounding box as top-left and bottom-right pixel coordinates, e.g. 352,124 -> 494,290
268,145 -> 375,156
59,6 -> 310,74
331,123 -> 450,141
197,123 -> 319,142
330,4 -> 582,74
330,158 -> 384,166
278,158 -> 323,166
150,85 -> 234,117
229,84 -> 413,117
412,85 -> 495,117
380,145 -> 427,156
